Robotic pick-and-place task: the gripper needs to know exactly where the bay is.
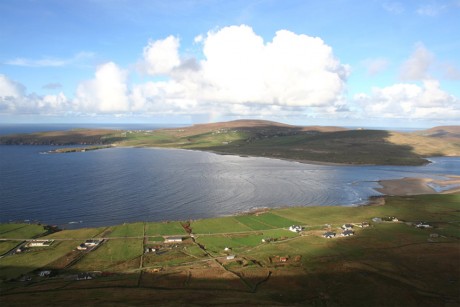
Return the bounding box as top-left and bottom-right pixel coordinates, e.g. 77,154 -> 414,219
1,145 -> 459,228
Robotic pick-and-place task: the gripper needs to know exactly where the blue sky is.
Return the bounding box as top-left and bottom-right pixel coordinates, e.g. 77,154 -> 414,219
0,0 -> 459,127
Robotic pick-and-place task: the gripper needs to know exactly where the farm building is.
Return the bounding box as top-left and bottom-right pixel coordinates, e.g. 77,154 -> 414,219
357,222 -> 370,228
289,225 -> 303,233
77,244 -> 88,250
341,224 -> 353,230
322,232 -> 336,238
165,236 -> 183,243
84,239 -> 101,247
341,230 -> 355,237
145,247 -> 156,253
415,222 -> 432,229
227,255 -> 235,260
27,240 -> 54,247
38,270 -> 52,277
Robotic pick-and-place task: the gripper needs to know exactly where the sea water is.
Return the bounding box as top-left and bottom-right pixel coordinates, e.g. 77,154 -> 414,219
1,144 -> 459,228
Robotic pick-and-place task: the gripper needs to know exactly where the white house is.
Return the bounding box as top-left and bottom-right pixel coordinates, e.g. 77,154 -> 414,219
226,255 -> 235,260
289,225 -> 303,233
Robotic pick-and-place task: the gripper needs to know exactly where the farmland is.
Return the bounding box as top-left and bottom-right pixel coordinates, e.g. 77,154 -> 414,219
0,194 -> 459,305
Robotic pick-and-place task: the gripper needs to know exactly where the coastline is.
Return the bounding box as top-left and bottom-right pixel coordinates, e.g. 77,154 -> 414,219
376,176 -> 460,196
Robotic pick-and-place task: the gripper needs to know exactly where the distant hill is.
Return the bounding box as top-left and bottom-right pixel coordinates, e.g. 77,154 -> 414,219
417,126 -> 460,140
1,120 -> 459,166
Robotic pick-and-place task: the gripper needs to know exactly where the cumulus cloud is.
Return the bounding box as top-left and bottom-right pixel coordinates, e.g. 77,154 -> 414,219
136,25 -> 349,112
75,62 -> 129,113
354,79 -> 459,119
2,25 -> 458,124
142,35 -> 181,75
0,75 -> 25,98
400,44 -> 434,80
0,74 -> 69,114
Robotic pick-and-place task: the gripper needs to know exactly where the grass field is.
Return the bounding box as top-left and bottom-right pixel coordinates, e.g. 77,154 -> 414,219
0,241 -> 21,255
145,221 -> 186,236
0,224 -> 46,239
72,238 -> 143,271
107,222 -> 144,238
43,226 -> 108,239
0,194 -> 459,305
0,240 -> 79,280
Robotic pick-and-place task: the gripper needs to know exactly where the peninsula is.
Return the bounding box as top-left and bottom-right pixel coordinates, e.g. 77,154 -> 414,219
1,120 -> 460,165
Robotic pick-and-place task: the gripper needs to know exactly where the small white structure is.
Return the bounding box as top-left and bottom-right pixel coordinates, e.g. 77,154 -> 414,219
357,222 -> 370,228
224,247 -> 231,251
39,270 -> 51,277
341,224 -> 353,230
165,236 -> 183,243
415,222 -> 432,229
289,225 -> 303,233
226,255 -> 235,260
77,243 -> 88,251
28,240 -> 54,247
84,239 -> 101,247
145,247 -> 156,253
372,217 -> 382,223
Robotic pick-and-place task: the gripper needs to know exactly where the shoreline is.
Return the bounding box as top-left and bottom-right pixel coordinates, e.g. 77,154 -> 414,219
376,176 -> 460,196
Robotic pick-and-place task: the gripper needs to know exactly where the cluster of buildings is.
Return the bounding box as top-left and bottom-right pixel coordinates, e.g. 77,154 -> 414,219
322,222 -> 370,239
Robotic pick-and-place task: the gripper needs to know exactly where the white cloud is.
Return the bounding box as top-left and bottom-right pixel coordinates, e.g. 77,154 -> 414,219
75,62 -> 129,113
400,43 -> 434,80
0,75 -> 24,98
4,52 -> 95,68
362,58 -> 389,76
142,35 -> 181,75
137,25 -> 349,111
0,74 -> 70,114
354,79 -> 459,119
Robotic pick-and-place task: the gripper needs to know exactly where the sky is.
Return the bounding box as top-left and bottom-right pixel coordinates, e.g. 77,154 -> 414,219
0,0 -> 459,127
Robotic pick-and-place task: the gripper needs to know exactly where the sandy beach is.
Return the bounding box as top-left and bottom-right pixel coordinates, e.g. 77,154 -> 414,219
377,176 -> 460,196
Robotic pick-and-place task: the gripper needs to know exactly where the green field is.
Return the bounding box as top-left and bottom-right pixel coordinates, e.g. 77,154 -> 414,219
43,226 -> 108,239
145,221 -> 186,236
0,194 -> 459,306
107,222 -> 144,238
0,240 -> 79,280
0,224 -> 46,239
72,238 -> 143,271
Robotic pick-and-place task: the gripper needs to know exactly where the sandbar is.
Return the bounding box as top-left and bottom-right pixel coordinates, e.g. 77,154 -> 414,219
377,176 -> 460,196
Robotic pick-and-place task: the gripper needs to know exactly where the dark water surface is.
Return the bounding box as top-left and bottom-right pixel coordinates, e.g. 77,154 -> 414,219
1,145 -> 459,228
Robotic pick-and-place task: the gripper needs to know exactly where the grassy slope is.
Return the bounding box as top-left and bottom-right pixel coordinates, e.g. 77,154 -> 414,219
1,194 -> 459,305
1,120 -> 459,165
